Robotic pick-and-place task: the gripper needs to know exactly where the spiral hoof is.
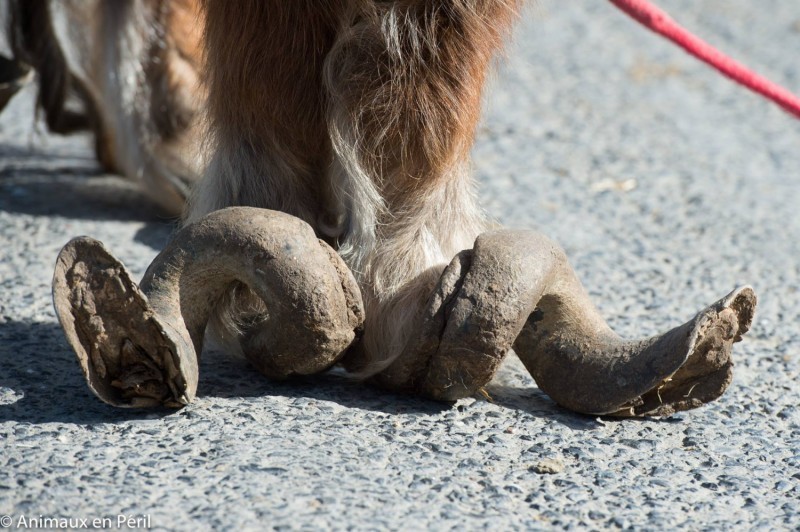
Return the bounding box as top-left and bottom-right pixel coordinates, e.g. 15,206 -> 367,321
52,208 -> 364,408
378,229 -> 757,418
609,287 -> 756,417
53,238 -> 191,408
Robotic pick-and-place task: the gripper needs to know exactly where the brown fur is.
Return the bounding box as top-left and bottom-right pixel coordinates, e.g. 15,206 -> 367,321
6,0 -> 206,215
6,0 -> 524,379
191,1 -> 522,376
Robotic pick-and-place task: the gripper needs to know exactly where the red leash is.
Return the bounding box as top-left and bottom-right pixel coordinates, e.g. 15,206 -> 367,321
609,0 -> 800,119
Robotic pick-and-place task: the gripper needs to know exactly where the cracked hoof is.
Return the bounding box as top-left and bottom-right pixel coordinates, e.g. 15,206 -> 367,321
377,229 -> 757,417
608,287 -> 756,417
53,208 -> 364,408
53,212 -> 755,416
53,238 -> 191,408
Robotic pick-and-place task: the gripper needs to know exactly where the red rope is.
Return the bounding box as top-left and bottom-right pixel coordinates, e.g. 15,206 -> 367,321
609,0 -> 800,119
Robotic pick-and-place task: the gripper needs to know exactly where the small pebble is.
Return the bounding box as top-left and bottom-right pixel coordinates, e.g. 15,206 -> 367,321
532,459 -> 565,475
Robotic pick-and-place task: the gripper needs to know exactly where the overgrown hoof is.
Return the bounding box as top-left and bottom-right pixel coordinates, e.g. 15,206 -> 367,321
52,208 -> 365,408
53,237 -> 192,408
378,229 -> 758,418
609,286 -> 756,417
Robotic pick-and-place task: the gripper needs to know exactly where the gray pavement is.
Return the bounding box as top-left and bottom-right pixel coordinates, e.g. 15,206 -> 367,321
1,1 -> 799,529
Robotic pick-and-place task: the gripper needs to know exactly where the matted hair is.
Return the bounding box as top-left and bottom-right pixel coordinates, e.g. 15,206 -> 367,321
190,1 -> 521,375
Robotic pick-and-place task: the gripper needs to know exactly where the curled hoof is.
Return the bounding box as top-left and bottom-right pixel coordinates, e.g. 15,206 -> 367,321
53,238 -> 191,408
53,208 -> 364,408
608,287 -> 756,417
53,213 -> 755,418
378,229 -> 757,418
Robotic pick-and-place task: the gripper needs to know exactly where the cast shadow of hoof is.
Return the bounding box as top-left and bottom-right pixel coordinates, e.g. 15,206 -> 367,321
0,320 -> 451,424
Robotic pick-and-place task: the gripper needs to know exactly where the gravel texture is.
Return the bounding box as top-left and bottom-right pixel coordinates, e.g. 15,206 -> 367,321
1,1 -> 799,529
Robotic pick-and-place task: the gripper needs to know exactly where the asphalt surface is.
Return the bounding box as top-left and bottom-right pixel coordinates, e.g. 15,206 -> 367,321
1,1 -> 799,530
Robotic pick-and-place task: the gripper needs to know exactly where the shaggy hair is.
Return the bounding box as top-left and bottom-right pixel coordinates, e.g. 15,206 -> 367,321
7,0 -> 523,377
189,1 -> 522,376
6,0 -> 205,215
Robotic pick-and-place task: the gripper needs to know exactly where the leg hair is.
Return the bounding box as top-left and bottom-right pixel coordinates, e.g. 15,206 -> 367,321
189,0 -> 521,374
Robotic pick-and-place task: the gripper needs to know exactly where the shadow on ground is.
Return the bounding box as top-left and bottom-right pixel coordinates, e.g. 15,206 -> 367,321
0,321 -> 450,425
0,143 -> 178,249
0,320 -> 607,428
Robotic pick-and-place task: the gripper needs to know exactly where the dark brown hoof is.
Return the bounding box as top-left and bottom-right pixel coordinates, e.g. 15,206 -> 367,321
52,208 -> 365,408
53,237 -> 192,408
